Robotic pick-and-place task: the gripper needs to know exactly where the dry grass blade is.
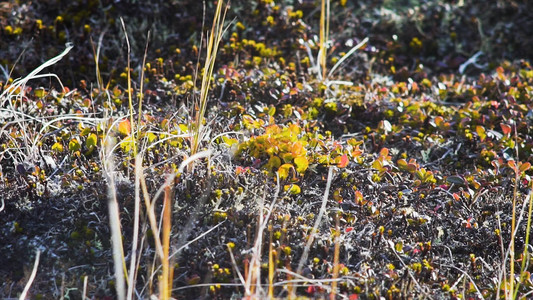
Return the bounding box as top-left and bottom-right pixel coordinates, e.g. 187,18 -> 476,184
243,179 -> 280,298
297,167 -> 334,274
126,154 -> 144,300
327,37 -> 369,78
19,250 -> 40,300
0,43 -> 73,106
516,189 -> 533,296
103,137 -> 127,300
82,276 -> 88,300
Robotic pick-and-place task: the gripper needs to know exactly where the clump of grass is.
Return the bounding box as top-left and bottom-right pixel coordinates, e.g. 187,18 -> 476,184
190,0 -> 229,161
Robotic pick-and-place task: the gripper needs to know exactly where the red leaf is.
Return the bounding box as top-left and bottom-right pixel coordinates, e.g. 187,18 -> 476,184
345,227 -> 354,233
307,285 -> 316,294
500,123 -> 512,135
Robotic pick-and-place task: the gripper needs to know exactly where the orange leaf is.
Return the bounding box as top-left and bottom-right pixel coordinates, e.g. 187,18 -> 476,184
337,154 -> 349,168
118,119 -> 131,136
379,147 -> 389,158
434,116 -> 444,128
508,160 -> 518,173
355,190 -> 363,203
520,162 -> 531,173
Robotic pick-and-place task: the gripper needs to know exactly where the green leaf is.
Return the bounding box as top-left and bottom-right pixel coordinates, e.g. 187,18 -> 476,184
222,136 -> 238,147
86,133 -> 97,148
446,175 -> 465,185
266,156 -> 281,171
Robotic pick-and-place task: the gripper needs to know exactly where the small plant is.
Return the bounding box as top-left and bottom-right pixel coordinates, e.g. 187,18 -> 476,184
237,123 -> 309,179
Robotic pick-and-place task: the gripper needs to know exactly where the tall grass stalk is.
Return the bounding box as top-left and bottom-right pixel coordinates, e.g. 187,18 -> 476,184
507,128 -> 522,299
268,225 -> 275,298
190,0 -> 228,160
508,167 -> 518,299
126,31 -> 150,300
159,184 -> 173,299
330,214 -> 340,300
119,18 -> 137,158
318,0 -> 330,81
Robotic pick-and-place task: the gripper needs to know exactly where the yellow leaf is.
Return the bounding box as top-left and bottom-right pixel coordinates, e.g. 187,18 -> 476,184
222,136 -> 238,147
476,125 -> 486,141
278,164 -> 293,180
284,184 -> 301,195
120,136 -> 135,153
52,142 -> 64,153
34,88 -> 46,98
80,127 -> 91,136
179,123 -> 188,133
294,156 -> 309,174
147,132 -> 158,143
